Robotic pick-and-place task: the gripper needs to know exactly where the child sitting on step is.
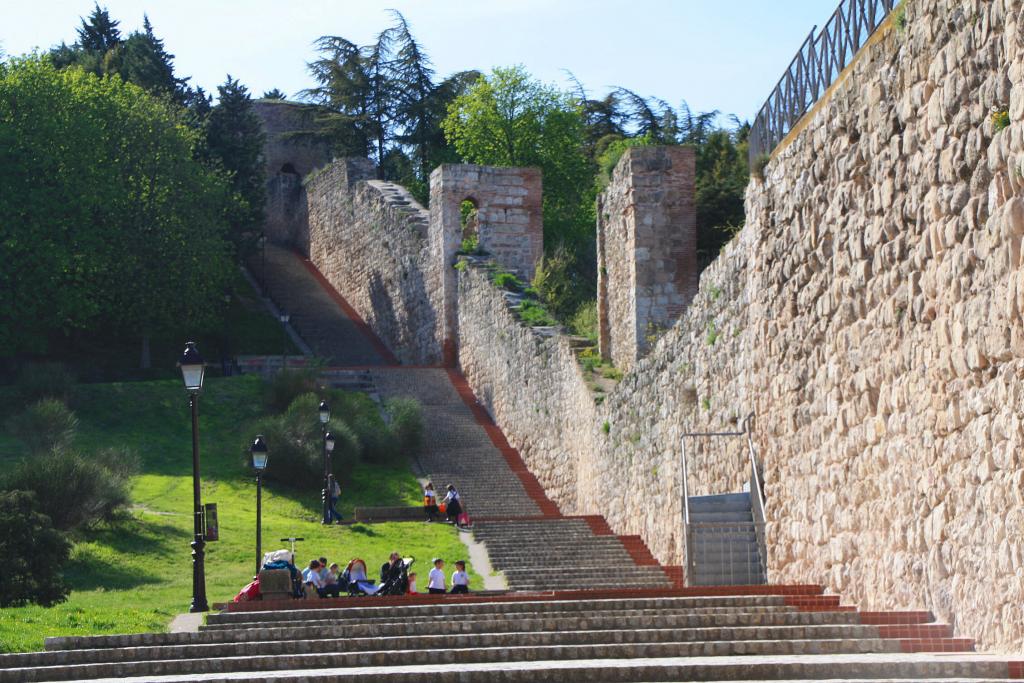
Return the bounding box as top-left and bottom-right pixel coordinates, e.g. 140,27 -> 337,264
450,560 -> 469,594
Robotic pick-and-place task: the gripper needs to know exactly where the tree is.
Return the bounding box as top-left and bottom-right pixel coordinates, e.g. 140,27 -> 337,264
262,88 -> 287,100
76,3 -> 121,53
206,75 -> 267,256
119,16 -> 186,102
0,57 -> 234,360
443,66 -> 593,249
303,11 -> 472,200
0,491 -> 71,608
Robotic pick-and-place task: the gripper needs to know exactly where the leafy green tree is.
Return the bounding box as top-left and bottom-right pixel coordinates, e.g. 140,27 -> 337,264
444,65 -> 593,248
0,57 -> 233,361
206,76 -> 267,256
0,491 -> 71,608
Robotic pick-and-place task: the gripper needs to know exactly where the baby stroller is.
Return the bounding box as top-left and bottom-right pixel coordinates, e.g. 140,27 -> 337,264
343,558 -> 380,596
377,557 -> 415,596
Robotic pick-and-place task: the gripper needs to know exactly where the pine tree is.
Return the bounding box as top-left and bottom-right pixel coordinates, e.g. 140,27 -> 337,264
75,3 -> 121,53
262,88 -> 287,100
120,16 -> 186,101
206,76 -> 266,256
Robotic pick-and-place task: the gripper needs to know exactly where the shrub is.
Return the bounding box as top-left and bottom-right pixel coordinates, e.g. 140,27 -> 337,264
1,448 -> 138,532
601,366 -> 623,381
14,363 -> 76,404
532,245 -> 587,320
706,321 -> 719,346
569,300 -> 598,343
492,270 -> 523,291
5,399 -> 79,455
459,235 -> 480,254
518,300 -> 557,327
595,134 -> 654,192
263,368 -> 319,413
752,153 -> 771,181
602,421 -> 610,434
386,397 -> 424,457
579,347 -> 601,373
992,109 -> 1010,133
0,490 -> 71,608
893,2 -> 907,33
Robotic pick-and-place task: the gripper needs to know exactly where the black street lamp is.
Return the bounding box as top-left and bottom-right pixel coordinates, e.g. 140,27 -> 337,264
178,341 -> 208,613
250,435 -> 269,576
319,400 -> 331,524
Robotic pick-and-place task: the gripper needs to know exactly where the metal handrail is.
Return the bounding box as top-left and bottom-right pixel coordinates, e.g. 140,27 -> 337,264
749,0 -> 896,164
681,412 -> 767,585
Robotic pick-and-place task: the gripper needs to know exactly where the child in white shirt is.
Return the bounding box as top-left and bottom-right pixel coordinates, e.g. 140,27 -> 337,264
450,560 -> 469,594
428,558 -> 446,594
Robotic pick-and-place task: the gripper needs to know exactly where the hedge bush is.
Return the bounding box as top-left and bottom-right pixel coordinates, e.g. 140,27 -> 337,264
5,399 -> 79,455
1,447 -> 139,532
0,490 -> 71,608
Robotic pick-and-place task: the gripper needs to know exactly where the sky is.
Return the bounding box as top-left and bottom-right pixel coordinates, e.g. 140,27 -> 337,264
2,0 -> 835,123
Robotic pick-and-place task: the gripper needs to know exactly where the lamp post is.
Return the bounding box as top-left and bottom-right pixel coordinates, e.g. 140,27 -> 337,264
178,341 -> 208,613
319,400 -> 330,524
250,435 -> 268,576
279,312 -> 290,370
258,232 -> 267,297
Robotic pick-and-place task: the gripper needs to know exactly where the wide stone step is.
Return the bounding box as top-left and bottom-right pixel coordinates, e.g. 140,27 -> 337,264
30,655 -> 1012,683
193,608 -> 857,638
2,624 -> 904,672
197,606 -> 844,636
203,595 -> 795,626
0,637 -> 932,682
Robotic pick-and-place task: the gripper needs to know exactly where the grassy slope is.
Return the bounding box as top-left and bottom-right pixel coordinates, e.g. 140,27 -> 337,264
0,377 -> 480,653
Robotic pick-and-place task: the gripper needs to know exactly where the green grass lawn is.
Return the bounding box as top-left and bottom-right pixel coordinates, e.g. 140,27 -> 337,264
0,376 -> 479,653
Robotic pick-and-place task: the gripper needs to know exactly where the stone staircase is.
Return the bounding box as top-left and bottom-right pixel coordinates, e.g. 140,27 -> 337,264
3,590 -> 1020,682
473,518 -> 673,591
689,492 -> 767,586
253,244 -> 389,366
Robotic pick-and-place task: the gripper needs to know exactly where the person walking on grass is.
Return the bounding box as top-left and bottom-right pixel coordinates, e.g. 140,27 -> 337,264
428,558 -> 446,594
450,560 -> 469,594
441,484 -> 462,525
327,476 -> 343,523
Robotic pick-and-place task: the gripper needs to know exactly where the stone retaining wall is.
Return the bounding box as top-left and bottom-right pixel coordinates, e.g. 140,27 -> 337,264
305,159 -> 441,365
299,0 -> 1024,652
458,0 -> 1024,653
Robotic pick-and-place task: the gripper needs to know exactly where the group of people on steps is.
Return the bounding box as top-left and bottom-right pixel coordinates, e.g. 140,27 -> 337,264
423,482 -> 467,526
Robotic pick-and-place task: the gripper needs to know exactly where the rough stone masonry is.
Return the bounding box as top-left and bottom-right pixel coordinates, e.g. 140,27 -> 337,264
296,0 -> 1024,654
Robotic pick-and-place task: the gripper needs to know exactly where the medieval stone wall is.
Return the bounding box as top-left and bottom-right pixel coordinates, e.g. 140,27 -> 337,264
305,159 -> 441,365
296,0 -> 1024,652
457,0 -> 1024,653
597,146 -> 698,371
254,100 -> 332,247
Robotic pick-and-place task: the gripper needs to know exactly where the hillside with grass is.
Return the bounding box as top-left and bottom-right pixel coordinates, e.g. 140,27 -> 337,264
0,375 -> 480,653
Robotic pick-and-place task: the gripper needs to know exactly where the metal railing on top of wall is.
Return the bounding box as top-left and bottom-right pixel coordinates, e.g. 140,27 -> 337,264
748,0 -> 897,165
